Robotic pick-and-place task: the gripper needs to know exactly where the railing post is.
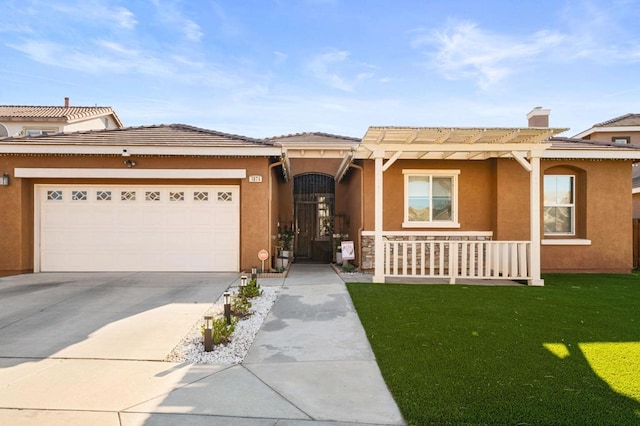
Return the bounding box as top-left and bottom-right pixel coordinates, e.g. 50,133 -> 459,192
449,241 -> 458,284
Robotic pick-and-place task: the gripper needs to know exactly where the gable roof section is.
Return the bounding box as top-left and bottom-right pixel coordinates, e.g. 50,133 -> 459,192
0,105 -> 124,127
268,132 -> 360,143
0,124 -> 281,157
572,113 -> 640,139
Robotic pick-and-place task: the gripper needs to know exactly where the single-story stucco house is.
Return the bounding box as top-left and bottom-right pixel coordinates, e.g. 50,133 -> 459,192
1,107 -> 639,285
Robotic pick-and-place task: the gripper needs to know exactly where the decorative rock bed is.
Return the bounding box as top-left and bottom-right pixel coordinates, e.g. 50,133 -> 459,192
165,285 -> 279,364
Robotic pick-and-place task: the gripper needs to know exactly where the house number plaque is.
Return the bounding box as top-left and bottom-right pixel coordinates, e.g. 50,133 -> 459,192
249,175 -> 263,183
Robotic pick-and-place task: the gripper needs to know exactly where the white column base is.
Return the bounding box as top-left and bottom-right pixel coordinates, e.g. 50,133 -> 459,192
528,278 -> 545,286
373,274 -> 386,283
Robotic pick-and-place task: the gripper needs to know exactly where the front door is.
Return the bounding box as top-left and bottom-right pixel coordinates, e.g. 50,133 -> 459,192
294,173 -> 335,263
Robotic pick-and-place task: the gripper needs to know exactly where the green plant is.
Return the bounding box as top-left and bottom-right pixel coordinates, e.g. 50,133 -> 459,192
244,277 -> 263,298
201,315 -> 238,345
279,228 -> 295,251
231,291 -> 252,317
341,262 -> 355,272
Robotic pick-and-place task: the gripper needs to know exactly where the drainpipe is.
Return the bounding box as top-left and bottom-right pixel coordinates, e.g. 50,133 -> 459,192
349,162 -> 365,270
268,159 -> 284,264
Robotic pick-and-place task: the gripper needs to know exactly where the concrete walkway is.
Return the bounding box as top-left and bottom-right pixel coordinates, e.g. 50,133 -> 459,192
0,266 -> 404,425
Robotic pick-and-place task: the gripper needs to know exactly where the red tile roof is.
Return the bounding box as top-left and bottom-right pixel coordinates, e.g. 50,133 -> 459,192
0,105 -> 123,127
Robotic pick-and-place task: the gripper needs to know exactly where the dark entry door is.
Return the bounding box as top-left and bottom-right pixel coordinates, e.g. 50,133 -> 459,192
294,173 -> 335,263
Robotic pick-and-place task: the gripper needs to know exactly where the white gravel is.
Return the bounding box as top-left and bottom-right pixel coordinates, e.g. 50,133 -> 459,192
165,285 -> 279,364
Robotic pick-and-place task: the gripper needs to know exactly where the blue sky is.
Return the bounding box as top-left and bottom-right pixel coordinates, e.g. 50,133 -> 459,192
1,0 -> 639,138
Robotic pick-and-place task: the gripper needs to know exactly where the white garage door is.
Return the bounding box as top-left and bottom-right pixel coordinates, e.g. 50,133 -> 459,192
37,185 -> 239,272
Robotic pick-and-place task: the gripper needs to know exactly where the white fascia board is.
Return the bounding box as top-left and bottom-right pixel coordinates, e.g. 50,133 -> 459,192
15,168 -> 246,179
633,187 -> 640,194
573,126 -> 640,139
541,149 -> 640,160
0,144 -> 281,157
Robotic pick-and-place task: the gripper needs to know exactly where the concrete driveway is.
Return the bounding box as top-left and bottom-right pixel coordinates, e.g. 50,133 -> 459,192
0,269 -> 404,425
0,272 -> 235,361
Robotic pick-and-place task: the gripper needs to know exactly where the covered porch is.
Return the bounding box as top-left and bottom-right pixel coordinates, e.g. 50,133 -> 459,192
354,126 -> 566,285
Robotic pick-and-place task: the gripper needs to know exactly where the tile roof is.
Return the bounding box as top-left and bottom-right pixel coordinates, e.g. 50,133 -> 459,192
0,105 -> 123,127
592,113 -> 640,127
0,124 -> 275,147
267,132 -> 360,143
549,136 -> 640,150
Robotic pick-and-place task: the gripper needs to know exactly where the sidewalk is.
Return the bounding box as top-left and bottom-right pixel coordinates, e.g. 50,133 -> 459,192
0,266 -> 404,425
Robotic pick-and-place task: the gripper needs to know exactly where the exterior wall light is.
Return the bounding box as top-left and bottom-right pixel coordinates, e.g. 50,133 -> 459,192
123,159 -> 136,168
204,315 -> 213,352
1,173 -> 9,186
223,291 -> 231,325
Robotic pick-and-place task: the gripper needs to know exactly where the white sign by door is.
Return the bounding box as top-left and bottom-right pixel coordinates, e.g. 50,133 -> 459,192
341,241 -> 355,260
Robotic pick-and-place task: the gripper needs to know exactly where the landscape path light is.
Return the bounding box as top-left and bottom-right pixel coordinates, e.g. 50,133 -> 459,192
251,267 -> 257,280
240,275 -> 247,297
223,291 -> 231,325
204,315 -> 213,352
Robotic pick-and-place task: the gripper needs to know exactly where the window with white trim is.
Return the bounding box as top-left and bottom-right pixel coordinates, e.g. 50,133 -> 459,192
403,170 -> 459,228
544,175 -> 575,235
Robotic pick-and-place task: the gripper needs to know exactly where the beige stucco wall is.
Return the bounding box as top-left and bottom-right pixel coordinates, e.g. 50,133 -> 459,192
363,159 -> 497,232
359,157 -> 633,273
587,130 -> 640,145
0,154 -> 273,274
634,193 -> 640,219
541,159 -> 633,273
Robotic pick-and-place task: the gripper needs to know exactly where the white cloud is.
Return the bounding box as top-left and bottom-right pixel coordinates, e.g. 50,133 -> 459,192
274,51 -> 288,65
151,0 -> 203,42
414,21 -> 565,91
52,2 -> 137,29
307,49 -> 379,92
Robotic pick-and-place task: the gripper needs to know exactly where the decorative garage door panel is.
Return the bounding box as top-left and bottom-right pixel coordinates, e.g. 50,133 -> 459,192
38,186 -> 239,272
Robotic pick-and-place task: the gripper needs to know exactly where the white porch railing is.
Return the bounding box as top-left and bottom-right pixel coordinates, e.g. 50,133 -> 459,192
383,239 -> 531,283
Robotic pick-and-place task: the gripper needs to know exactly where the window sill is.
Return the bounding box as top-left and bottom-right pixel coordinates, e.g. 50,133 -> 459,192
402,222 -> 461,229
542,239 -> 592,246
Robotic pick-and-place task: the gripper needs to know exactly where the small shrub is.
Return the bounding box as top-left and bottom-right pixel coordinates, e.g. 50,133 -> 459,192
231,291 -> 252,317
201,316 -> 238,345
244,277 -> 263,298
341,263 -> 355,273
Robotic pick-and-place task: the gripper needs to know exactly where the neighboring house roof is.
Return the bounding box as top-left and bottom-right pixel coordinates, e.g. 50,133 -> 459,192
572,113 -> 640,139
544,136 -> 640,161
592,113 -> 640,127
0,105 -> 124,128
0,124 -> 280,157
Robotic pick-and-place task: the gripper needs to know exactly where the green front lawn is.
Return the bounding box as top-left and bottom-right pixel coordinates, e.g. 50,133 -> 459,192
347,274 -> 640,425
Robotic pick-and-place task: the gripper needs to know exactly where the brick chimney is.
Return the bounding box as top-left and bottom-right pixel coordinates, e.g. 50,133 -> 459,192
64,97 -> 69,108
527,106 -> 550,127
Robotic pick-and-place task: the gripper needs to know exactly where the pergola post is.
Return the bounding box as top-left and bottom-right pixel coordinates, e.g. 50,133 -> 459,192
529,155 -> 544,286
373,152 -> 385,283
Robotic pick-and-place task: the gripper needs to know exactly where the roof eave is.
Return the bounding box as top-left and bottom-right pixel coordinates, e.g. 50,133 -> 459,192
0,143 -> 282,157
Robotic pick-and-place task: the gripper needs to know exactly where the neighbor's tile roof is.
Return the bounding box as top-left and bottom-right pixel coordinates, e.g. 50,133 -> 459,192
267,132 -> 360,143
549,136 -> 640,150
0,105 -> 123,127
0,124 -> 275,147
592,113 -> 640,127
